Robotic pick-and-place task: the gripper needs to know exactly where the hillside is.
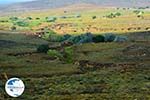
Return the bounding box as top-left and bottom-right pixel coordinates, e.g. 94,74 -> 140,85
0,0 -> 150,14
0,31 -> 150,99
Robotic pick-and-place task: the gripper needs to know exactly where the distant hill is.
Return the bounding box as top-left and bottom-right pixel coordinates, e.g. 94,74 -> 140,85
0,0 -> 149,14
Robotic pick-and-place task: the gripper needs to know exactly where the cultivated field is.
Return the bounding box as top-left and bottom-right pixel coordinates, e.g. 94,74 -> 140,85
0,6 -> 150,34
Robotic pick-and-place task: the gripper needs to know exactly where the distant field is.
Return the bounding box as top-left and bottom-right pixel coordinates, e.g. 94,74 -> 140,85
0,7 -> 150,34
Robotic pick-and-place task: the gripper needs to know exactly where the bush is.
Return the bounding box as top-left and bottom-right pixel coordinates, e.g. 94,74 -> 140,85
26,17 -> 32,20
104,33 -> 116,42
115,12 -> 121,16
67,33 -> 93,44
67,36 -> 79,44
15,20 -> 29,27
47,50 -> 62,58
92,16 -> 97,19
10,17 -> 18,21
114,36 -> 128,42
93,35 -> 105,43
42,30 -> 57,40
37,44 -> 49,53
60,16 -> 67,19
60,34 -> 72,42
46,30 -> 56,35
106,12 -> 121,18
46,17 -> 57,22
78,33 -> 93,44
75,14 -> 81,18
64,47 -> 74,63
48,34 -> 63,42
36,17 -> 40,20
10,26 -> 16,31
133,10 -> 140,14
106,13 -> 116,18
0,20 -> 8,22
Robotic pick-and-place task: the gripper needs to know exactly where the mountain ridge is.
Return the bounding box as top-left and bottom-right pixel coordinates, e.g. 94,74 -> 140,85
0,0 -> 149,14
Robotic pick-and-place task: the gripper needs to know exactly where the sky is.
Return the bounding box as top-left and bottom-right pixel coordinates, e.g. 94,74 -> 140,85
0,0 -> 36,5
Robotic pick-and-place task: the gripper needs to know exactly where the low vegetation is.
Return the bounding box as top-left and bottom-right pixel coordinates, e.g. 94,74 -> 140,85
0,31 -> 150,99
0,7 -> 149,33
0,5 -> 149,100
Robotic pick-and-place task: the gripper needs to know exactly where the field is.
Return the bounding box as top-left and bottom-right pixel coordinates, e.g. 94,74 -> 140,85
0,31 -> 150,99
0,6 -> 150,34
0,5 -> 150,100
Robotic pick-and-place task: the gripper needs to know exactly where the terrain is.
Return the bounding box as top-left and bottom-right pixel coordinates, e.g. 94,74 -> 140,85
0,0 -> 150,13
0,0 -> 150,100
0,4 -> 150,34
0,31 -> 150,99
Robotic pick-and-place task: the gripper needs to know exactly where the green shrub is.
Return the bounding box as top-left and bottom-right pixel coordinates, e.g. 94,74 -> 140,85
92,16 -> 97,19
42,33 -> 49,40
36,17 -> 40,20
67,33 -> 93,44
115,12 -> 121,16
106,13 -> 116,18
93,35 -> 105,43
60,34 -> 72,42
47,30 -> 56,35
104,33 -> 116,42
10,17 -> 18,21
42,30 -> 57,40
15,20 -> 29,27
47,34 -> 62,42
37,44 -> 49,53
10,26 -> 17,31
78,33 -> 93,44
75,14 -> 81,18
114,36 -> 128,42
106,13 -> 121,18
26,17 -> 32,20
133,10 -> 141,14
46,17 -> 57,22
47,50 -> 62,58
64,47 -> 74,63
0,20 -> 8,23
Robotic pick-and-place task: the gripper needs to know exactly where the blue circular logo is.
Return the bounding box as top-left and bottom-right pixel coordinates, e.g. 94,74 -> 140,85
5,78 -> 25,97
